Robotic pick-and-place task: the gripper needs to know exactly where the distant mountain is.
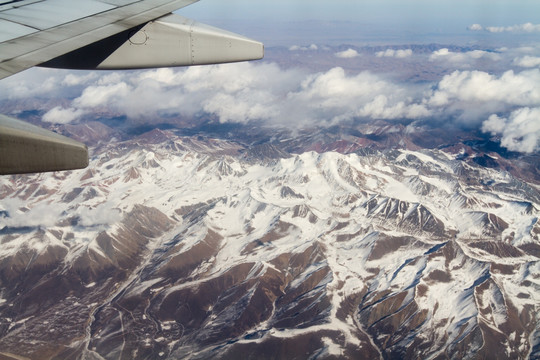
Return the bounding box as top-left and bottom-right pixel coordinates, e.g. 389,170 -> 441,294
0,124 -> 539,359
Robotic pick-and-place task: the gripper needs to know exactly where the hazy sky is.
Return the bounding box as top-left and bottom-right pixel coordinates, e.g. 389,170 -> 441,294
181,0 -> 540,24
180,0 -> 540,45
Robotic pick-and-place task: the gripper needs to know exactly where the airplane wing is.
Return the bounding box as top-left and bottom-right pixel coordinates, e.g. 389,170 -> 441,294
0,114 -> 89,174
0,0 -> 264,174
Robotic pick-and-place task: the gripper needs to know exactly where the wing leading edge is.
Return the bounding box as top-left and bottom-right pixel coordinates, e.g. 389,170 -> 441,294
0,0 -> 264,175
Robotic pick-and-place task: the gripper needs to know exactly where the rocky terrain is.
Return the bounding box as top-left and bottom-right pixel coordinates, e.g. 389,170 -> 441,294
0,123 -> 539,359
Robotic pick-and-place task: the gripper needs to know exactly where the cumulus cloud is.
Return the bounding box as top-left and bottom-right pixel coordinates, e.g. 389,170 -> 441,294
468,24 -> 483,31
426,69 -> 540,123
42,106 -> 86,124
427,69 -> 540,114
335,48 -> 360,58
74,82 -> 131,108
428,69 -> 540,107
283,67 -> 428,124
513,56 -> 540,68
375,49 -> 412,58
482,108 -> 540,153
429,48 -> 500,65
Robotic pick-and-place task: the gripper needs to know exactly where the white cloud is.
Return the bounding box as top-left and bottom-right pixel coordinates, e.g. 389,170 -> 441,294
486,23 -> 540,33
482,114 -> 507,135
0,199 -> 65,228
426,69 -> 540,125
97,72 -> 126,86
513,56 -> 540,68
358,95 -> 429,120
375,49 -> 412,58
185,62 -> 305,123
73,82 -> 131,108
0,69 -> 62,99
77,204 -> 121,227
62,72 -> 97,86
335,48 -> 360,58
0,197 -> 121,229
204,91 -> 274,123
283,67 -> 428,124
429,48 -> 500,65
482,108 -> 540,153
289,44 -> 318,51
428,69 -> 540,106
136,68 -> 180,84
498,46 -> 540,55
468,24 -> 483,31
47,63 -> 305,124
469,22 -> 540,33
42,106 -> 85,124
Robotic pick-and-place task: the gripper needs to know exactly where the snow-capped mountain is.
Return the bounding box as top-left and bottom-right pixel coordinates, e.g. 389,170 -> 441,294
0,127 -> 539,359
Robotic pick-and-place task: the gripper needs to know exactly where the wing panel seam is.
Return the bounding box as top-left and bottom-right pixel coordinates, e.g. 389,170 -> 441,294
0,17 -> 41,31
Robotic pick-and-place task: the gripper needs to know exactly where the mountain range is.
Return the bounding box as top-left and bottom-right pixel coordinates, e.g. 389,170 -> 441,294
0,120 -> 538,359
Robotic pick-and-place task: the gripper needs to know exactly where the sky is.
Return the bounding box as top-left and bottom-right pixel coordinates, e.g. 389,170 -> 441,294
1,0 -> 540,153
179,0 -> 540,45
180,0 -> 540,23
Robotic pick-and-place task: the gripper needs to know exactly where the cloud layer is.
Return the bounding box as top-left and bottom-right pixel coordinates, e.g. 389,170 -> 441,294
28,64 -> 540,152
2,44 -> 540,153
35,64 -> 433,127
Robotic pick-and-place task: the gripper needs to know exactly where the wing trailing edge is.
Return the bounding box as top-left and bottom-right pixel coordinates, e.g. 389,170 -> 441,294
0,115 -> 88,175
